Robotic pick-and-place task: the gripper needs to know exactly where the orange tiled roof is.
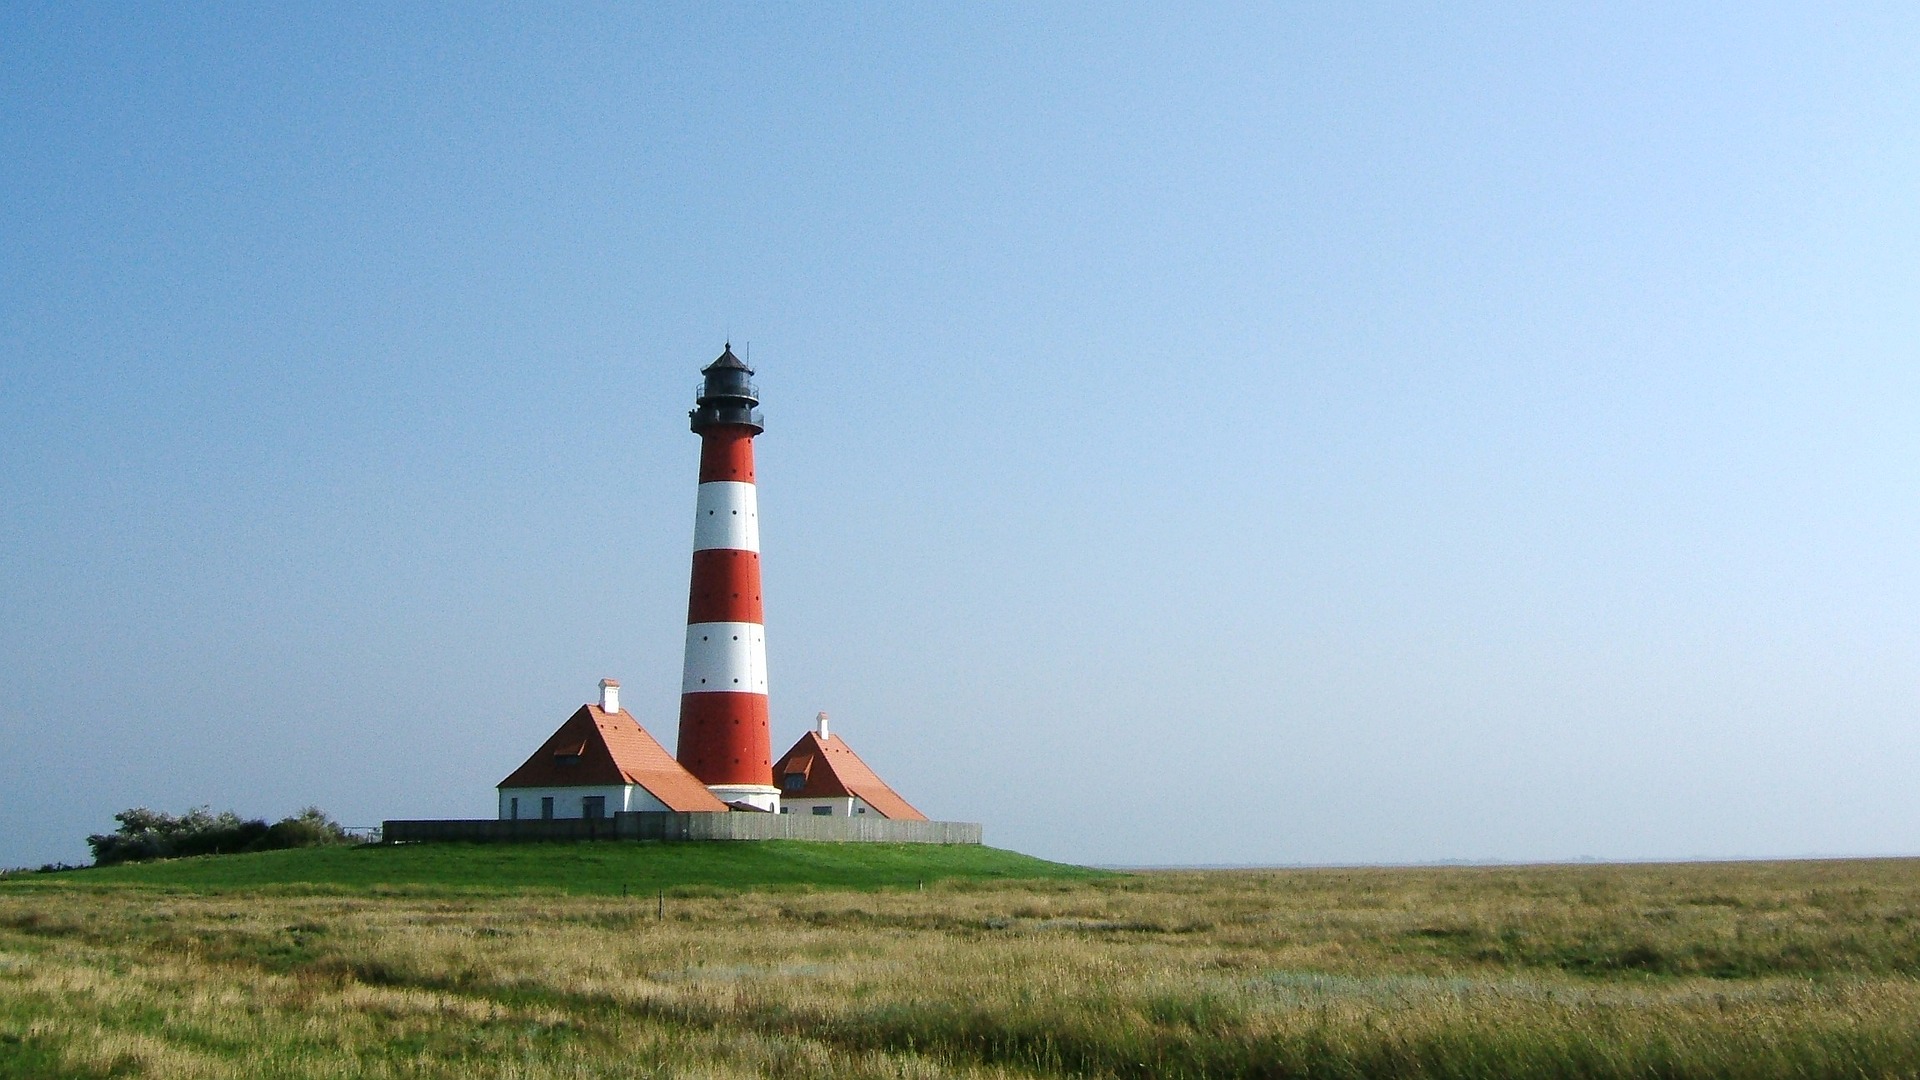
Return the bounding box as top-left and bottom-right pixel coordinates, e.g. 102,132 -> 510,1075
771,730 -> 926,820
499,705 -> 728,813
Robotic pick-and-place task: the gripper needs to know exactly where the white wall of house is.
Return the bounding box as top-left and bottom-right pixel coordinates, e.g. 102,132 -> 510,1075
707,783 -> 780,813
497,784 -> 673,820
776,796 -> 875,817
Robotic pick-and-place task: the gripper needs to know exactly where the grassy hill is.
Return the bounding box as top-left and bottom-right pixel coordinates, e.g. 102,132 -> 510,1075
5,840 -> 1104,895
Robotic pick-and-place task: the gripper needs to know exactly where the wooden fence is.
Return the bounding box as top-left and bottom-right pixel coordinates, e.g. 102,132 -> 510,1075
382,812 -> 982,845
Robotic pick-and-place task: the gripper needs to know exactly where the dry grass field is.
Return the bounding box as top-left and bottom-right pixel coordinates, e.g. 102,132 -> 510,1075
5,854 -> 1920,1078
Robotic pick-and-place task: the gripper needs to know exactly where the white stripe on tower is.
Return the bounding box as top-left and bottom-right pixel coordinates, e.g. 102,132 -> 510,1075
692,481 -> 760,552
680,622 -> 768,693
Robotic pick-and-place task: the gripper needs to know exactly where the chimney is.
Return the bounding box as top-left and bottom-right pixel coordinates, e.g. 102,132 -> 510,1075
816,711 -> 830,740
599,678 -> 621,714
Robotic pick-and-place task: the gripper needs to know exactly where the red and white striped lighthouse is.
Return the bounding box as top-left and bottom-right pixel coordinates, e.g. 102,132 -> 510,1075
675,345 -> 779,811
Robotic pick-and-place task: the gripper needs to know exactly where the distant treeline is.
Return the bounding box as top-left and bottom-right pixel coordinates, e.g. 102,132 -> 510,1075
87,806 -> 358,866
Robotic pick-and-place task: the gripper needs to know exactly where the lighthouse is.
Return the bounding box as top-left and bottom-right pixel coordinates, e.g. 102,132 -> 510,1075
675,345 -> 780,811
464,343 -> 962,834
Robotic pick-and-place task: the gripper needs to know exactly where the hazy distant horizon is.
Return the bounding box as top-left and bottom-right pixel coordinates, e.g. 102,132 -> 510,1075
1104,852 -> 1920,872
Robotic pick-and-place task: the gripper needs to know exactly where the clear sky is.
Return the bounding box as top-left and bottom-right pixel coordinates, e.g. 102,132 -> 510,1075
4,4 -> 1918,869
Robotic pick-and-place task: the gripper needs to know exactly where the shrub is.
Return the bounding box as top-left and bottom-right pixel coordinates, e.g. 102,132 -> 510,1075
265,807 -> 356,849
87,805 -> 356,866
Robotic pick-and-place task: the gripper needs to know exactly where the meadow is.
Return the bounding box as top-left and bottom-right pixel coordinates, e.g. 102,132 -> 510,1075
3,846 -> 1920,1078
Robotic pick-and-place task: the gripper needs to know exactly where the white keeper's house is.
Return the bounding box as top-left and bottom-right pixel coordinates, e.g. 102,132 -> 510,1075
498,680 -> 925,821
771,713 -> 925,819
497,680 -> 727,821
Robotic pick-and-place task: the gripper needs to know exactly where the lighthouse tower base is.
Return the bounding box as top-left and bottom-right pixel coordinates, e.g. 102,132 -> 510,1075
707,784 -> 781,813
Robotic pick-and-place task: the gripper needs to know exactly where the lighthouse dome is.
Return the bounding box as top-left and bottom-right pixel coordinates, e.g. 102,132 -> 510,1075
703,345 -> 751,374
690,344 -> 763,433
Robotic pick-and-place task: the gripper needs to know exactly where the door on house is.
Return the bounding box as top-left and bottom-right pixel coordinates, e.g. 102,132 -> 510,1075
541,797 -> 554,820
582,796 -> 606,820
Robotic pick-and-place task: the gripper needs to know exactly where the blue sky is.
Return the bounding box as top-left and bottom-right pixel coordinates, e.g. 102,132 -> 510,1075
4,4 -> 1918,868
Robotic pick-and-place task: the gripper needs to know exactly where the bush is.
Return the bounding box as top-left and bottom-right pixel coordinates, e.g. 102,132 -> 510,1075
265,807 -> 355,849
87,805 -> 356,866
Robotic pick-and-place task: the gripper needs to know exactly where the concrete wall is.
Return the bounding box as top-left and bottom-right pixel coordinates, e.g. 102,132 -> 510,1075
386,812 -> 981,845
498,785 -> 671,820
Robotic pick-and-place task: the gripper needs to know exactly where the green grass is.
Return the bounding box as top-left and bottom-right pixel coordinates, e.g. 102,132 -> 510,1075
8,859 -> 1920,1077
2,840 -> 1103,895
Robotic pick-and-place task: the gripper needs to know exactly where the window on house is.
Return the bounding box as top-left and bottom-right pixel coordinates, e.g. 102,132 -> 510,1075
781,773 -> 806,791
812,806 -> 832,816
541,797 -> 554,820
856,807 -> 866,815
510,797 -> 519,820
582,796 -> 605,820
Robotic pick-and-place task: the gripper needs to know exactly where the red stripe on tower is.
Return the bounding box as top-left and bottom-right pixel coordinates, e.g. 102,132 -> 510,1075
675,345 -> 779,811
